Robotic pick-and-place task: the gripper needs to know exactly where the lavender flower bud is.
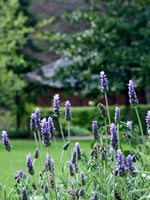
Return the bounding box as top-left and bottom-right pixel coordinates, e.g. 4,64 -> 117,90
53,94 -> 60,117
45,153 -> 51,171
65,100 -> 72,121
116,150 -> 126,176
100,71 -> 108,92
22,187 -> 27,200
44,185 -> 49,193
128,80 -> 138,105
75,142 -> 81,160
92,121 -> 99,140
63,142 -> 70,150
90,191 -> 98,200
1,130 -> 11,151
35,107 -> 41,128
68,188 -> 75,199
126,155 -> 135,175
34,148 -> 39,159
48,117 -> 55,137
110,124 -> 118,150
127,121 -> 132,130
18,170 -> 26,179
78,188 -> 85,197
98,103 -> 107,118
74,163 -> 79,173
68,161 -> 74,176
41,118 -> 51,147
30,113 -> 36,131
15,170 -> 26,183
50,172 -> 55,188
114,107 -> 120,123
146,111 -> 150,133
101,147 -> 106,160
26,154 -> 34,175
80,172 -> 85,185
71,148 -> 77,164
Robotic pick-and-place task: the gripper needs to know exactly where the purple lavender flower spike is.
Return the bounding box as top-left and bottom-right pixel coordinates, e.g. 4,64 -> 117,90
48,117 -> 55,137
44,185 -> 49,193
92,121 -> 99,140
71,148 -> 77,164
41,118 -> 51,147
26,154 -> 34,175
78,188 -> 85,197
75,142 -> 81,160
65,100 -> 72,121
35,107 -> 41,128
63,142 -> 70,150
34,148 -> 39,159
126,155 -> 135,175
68,161 -> 74,176
146,111 -> 150,134
2,130 -> 11,151
80,171 -> 86,185
53,94 -> 60,117
30,113 -> 36,131
116,150 -> 126,176
110,123 -> 118,150
114,107 -> 120,123
128,80 -> 138,105
127,121 -> 132,130
100,71 -> 108,92
22,187 -> 27,200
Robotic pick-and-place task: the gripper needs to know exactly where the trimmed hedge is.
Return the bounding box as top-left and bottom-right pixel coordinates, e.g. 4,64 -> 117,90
25,104 -> 150,138
1,104 -> 149,138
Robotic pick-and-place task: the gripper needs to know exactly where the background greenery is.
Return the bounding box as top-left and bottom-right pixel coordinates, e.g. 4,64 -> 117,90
38,0 -> 150,102
0,0 -> 150,138
1,104 -> 149,139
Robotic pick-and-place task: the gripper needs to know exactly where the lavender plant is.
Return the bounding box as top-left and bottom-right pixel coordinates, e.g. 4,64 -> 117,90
1,71 -> 150,200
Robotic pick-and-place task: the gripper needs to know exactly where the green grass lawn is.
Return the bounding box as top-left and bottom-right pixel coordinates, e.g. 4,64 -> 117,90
0,139 -> 92,186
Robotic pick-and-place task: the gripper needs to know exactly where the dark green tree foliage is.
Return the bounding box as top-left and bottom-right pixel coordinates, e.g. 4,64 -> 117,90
0,0 -> 39,107
43,0 -> 150,99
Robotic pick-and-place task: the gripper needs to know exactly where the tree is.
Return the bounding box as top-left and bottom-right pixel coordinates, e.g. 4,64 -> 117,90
40,0 -> 150,102
0,0 -> 40,133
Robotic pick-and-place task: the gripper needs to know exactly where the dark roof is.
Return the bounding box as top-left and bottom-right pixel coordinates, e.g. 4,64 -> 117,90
24,59 -> 73,88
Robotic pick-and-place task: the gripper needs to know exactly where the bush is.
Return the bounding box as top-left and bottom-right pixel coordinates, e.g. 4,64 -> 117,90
23,103 -> 150,138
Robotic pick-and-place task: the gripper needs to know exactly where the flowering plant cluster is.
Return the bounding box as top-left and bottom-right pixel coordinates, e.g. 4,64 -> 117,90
1,71 -> 150,199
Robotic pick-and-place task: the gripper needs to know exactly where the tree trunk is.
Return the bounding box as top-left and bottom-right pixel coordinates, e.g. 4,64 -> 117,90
145,86 -> 150,104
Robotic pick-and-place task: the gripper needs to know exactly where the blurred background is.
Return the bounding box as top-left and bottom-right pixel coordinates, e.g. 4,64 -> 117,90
0,0 -> 150,138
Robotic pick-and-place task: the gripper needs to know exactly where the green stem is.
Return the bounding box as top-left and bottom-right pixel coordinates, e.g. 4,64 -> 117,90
58,118 -> 66,143
68,121 -> 71,143
67,121 -> 71,158
104,93 -> 111,125
104,118 -> 108,146
37,129 -> 45,165
117,123 -> 120,149
33,131 -> 43,172
48,147 -> 58,200
53,136 -> 61,165
134,106 -> 145,147
113,150 -> 116,200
